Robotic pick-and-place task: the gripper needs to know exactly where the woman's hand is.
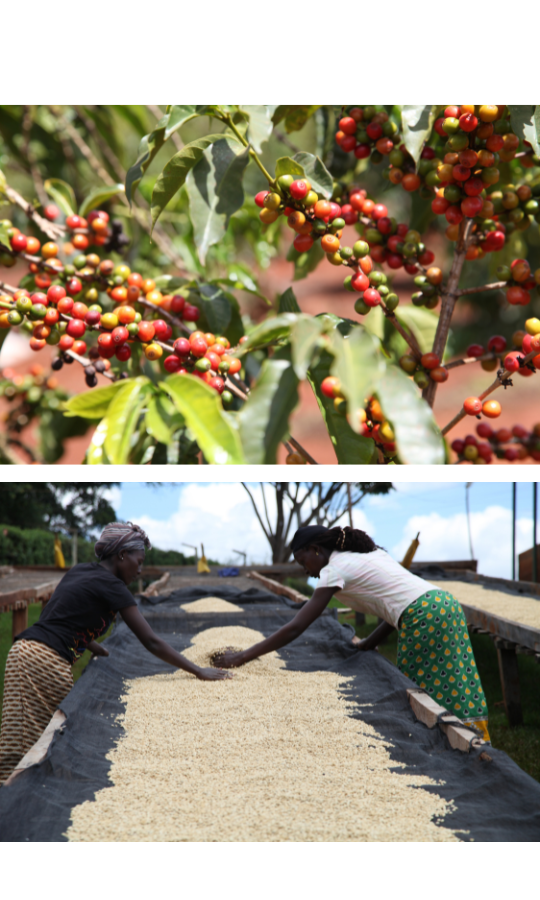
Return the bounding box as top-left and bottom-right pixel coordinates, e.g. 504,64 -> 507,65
196,667 -> 233,681
211,649 -> 246,668
88,640 -> 109,657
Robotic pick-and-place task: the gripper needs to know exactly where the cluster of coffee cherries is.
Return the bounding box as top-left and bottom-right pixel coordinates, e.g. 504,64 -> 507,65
495,259 -> 540,308
398,351 -> 449,387
429,105 -> 526,240
320,378 -> 397,459
452,422 -> 540,464
255,175 -> 352,260
0,363 -> 65,436
385,145 -> 438,195
488,183 -> 540,234
348,189 -> 436,270
334,107 -> 399,165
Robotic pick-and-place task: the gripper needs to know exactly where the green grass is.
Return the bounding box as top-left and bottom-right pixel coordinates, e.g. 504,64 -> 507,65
2,597 -> 539,784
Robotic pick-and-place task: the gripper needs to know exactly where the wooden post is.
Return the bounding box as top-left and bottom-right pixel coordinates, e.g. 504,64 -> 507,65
496,641 -> 523,727
71,530 -> 78,566
355,612 -> 366,627
12,602 -> 28,640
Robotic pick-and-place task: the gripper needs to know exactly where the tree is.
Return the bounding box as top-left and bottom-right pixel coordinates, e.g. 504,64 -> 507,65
241,482 -> 393,562
0,483 -> 118,535
1,105 -> 540,465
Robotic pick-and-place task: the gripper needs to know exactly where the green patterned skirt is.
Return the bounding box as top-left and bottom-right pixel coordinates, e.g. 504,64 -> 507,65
398,588 -> 490,741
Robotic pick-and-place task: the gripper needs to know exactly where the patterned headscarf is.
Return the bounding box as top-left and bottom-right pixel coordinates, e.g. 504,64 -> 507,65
94,521 -> 151,560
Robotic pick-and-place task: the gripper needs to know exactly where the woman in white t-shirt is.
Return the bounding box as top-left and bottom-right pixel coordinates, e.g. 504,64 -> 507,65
214,524 -> 489,740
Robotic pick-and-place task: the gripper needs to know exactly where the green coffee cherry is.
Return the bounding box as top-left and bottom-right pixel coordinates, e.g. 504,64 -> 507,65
385,293 -> 399,311
354,297 -> 371,315
353,240 -> 370,258
414,370 -> 430,389
264,192 -> 282,211
411,292 -> 425,307
339,246 -> 353,260
343,275 -> 355,293
7,310 -> 22,325
16,296 -> 32,314
369,271 -> 387,286
277,174 -> 294,191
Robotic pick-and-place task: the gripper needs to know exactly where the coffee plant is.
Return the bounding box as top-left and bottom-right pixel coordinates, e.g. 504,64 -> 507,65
1,104 -> 540,464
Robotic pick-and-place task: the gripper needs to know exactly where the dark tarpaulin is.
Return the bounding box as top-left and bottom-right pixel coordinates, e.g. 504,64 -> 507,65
1,586 -> 539,842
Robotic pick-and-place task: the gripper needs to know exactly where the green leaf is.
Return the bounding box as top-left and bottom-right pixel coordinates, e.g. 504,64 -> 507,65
292,152 -> 333,199
286,239 -> 325,281
125,105 -> 199,203
145,394 -> 181,445
376,366 -> 444,465
85,419 -> 110,465
273,106 -> 321,133
329,327 -> 385,434
508,105 -> 540,157
241,105 -> 277,153
104,377 -> 152,464
165,104 -> 198,139
187,137 -> 250,264
62,381 -> 126,419
153,274 -> 188,291
162,374 -> 245,465
278,287 -> 301,313
393,306 -> 438,355
308,350 -> 375,464
291,316 -> 325,379
238,359 -> 299,463
198,283 -> 231,333
401,105 -> 437,165
79,183 -> 125,217
234,313 -> 299,357
44,178 -> 76,216
0,221 -> 11,250
150,134 -> 226,231
275,156 -> 305,180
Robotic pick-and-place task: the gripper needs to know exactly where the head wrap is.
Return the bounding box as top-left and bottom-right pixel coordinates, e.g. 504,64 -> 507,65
290,525 -> 331,554
94,521 -> 151,561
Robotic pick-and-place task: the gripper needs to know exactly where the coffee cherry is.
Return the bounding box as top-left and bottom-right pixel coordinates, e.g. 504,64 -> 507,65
487,335 -> 506,353
482,399 -> 501,418
430,366 -> 448,382
420,352 -> 440,370
137,321 -> 156,342
504,352 -> 522,372
321,376 -> 340,399
363,288 -> 381,307
464,396 -> 483,415
290,180 -> 309,200
413,370 -> 430,389
145,343 -> 163,361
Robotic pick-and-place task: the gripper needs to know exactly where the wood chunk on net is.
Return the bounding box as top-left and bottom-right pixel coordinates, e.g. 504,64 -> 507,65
180,597 -> 243,613
66,626 -> 459,843
434,581 -> 540,631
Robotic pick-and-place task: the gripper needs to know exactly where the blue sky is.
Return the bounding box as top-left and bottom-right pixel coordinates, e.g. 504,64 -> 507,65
105,481 -> 538,580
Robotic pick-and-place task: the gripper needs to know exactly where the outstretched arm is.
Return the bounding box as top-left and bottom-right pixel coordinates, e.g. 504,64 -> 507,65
213,586 -> 337,668
120,605 -> 231,681
355,619 -> 395,651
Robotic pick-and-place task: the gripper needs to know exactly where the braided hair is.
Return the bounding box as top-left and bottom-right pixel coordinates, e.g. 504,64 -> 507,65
291,525 -> 379,556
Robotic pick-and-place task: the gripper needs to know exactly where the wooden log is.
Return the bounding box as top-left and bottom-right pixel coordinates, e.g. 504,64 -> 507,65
11,603 -> 28,640
496,644 -> 523,727
3,710 -> 66,787
407,688 -> 486,752
141,571 -> 170,598
248,571 -> 307,604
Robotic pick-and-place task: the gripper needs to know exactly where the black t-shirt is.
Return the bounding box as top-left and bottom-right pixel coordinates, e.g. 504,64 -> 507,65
16,562 -> 137,663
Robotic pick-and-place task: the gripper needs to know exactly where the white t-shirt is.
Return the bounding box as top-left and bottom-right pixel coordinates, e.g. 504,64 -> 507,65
317,549 -> 435,628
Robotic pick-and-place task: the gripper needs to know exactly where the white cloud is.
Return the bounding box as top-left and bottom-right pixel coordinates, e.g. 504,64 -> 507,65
103,486 -> 122,512
391,506 -> 533,578
129,483 -> 375,565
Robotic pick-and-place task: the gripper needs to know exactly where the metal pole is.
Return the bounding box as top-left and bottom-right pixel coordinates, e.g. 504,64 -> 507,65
533,482 -> 538,584
465,483 -> 474,561
512,482 -> 516,580
346,483 -> 353,528
71,529 -> 78,566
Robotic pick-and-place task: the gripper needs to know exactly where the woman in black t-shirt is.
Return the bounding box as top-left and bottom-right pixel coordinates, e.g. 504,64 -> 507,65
0,521 -> 229,785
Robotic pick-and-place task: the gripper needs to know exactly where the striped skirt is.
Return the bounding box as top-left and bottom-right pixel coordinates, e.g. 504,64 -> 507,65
0,639 -> 73,785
